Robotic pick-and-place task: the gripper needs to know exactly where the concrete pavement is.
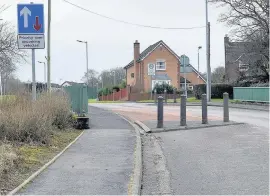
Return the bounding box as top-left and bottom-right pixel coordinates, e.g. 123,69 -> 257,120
19,106 -> 137,195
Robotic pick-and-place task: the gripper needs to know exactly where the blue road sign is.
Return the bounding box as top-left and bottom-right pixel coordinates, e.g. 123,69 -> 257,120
17,4 -> 44,34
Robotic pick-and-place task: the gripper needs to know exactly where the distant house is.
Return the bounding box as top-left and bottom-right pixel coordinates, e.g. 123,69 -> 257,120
224,35 -> 268,83
124,40 -> 206,92
61,81 -> 86,87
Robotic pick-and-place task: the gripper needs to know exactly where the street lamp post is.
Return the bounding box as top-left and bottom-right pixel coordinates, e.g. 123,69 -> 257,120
77,40 -> 89,85
38,61 -> 46,83
205,0 -> 211,102
112,71 -> 116,86
197,46 -> 202,84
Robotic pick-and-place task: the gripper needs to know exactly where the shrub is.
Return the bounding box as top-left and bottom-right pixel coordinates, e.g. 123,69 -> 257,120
194,84 -> 233,99
112,86 -> 120,92
176,89 -> 194,97
0,93 -> 73,144
250,83 -> 269,87
152,83 -> 174,94
194,84 -> 206,99
98,87 -> 113,96
119,80 -> 127,89
0,143 -> 18,179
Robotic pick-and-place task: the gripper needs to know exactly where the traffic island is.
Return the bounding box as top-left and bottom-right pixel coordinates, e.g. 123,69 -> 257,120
136,120 -> 245,133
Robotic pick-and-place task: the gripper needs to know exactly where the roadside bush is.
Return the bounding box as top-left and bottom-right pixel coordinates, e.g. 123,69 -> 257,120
152,83 -> 174,94
194,84 -> 206,99
112,86 -> 120,92
194,84 -> 233,99
98,87 -> 113,96
0,93 -> 73,144
119,80 -> 127,89
250,82 -> 269,87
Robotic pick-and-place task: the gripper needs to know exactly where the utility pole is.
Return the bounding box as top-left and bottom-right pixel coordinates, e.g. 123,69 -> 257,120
47,0 -> 51,92
197,46 -> 202,85
205,0 -> 211,102
77,40 -> 89,85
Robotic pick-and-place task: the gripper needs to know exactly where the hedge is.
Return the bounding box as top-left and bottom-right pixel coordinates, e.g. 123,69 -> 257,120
152,83 -> 174,94
194,84 -> 233,99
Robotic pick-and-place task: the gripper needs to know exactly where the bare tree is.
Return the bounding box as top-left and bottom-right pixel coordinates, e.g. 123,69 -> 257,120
82,69 -> 99,87
212,0 -> 269,83
99,67 -> 126,88
212,0 -> 269,39
0,21 -> 27,94
212,0 -> 269,55
212,66 -> 225,83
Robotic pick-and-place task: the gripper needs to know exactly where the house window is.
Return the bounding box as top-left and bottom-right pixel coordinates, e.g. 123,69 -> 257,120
239,61 -> 249,72
131,73 -> 134,78
156,60 -> 166,70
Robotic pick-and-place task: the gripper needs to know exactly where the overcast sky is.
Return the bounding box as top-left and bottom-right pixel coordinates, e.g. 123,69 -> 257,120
1,0 -> 230,84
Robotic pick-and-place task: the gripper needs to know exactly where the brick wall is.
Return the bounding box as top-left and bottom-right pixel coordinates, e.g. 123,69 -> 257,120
99,88 -> 128,101
126,65 -> 135,86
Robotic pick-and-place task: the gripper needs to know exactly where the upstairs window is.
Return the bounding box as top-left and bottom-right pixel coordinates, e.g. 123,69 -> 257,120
131,73 -> 134,78
239,60 -> 249,72
156,59 -> 166,70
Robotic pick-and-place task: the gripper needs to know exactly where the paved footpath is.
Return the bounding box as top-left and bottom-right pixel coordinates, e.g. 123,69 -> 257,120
19,106 -> 136,195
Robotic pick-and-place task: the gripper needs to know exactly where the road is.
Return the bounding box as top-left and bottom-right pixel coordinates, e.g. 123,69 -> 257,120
19,106 -> 136,195
91,102 -> 269,128
91,102 -> 269,195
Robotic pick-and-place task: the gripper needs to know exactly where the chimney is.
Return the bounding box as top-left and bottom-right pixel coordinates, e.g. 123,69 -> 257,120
134,40 -> 140,62
134,40 -> 140,88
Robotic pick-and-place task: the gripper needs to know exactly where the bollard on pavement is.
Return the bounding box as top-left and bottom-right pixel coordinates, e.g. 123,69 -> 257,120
223,92 -> 229,122
173,88 -> 177,103
201,94 -> 208,124
164,89 -> 167,104
157,96 -> 164,128
180,95 -> 186,126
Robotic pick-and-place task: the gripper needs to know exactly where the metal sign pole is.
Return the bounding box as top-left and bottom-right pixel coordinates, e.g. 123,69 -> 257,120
32,49 -> 36,101
184,57 -> 187,97
47,0 -> 51,92
151,75 -> 153,100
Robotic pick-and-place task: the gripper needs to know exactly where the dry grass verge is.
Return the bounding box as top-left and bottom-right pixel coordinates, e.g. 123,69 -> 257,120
0,93 -> 82,194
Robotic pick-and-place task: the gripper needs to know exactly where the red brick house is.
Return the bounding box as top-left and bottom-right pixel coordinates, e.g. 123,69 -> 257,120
124,40 -> 206,92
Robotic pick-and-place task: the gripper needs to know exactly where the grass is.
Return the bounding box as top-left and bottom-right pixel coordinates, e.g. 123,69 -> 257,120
88,99 -> 124,103
0,129 -> 82,194
0,95 -> 16,101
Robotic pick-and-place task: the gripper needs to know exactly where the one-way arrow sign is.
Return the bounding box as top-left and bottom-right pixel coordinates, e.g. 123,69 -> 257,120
20,6 -> 31,28
17,4 -> 44,34
34,16 -> 41,31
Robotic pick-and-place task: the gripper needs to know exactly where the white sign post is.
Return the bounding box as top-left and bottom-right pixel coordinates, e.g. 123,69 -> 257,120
148,63 -> 156,99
